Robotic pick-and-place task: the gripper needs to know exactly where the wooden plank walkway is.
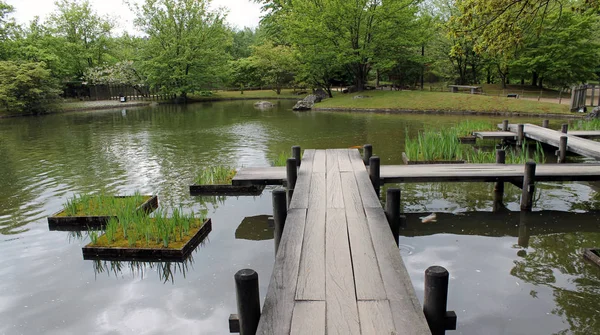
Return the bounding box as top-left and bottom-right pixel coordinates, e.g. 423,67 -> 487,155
566,130 -> 600,139
380,163 -> 600,183
232,167 -> 286,186
473,131 -> 517,140
257,149 -> 430,335
501,123 -> 600,160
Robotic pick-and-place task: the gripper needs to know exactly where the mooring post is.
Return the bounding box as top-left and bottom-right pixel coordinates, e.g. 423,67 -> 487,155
423,266 -> 457,335
542,119 -> 549,128
521,161 -> 536,211
292,146 -> 301,167
517,124 -> 525,145
558,136 -> 568,163
286,158 -> 297,190
502,120 -> 509,131
493,149 -> 506,212
363,144 -> 373,165
561,123 -> 568,134
369,156 -> 381,196
518,211 -> 530,248
233,269 -> 261,335
272,189 -> 287,254
385,188 -> 401,246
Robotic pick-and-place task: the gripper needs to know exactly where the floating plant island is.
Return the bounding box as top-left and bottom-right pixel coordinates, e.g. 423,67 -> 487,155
189,166 -> 265,196
83,209 -> 212,261
48,193 -> 158,231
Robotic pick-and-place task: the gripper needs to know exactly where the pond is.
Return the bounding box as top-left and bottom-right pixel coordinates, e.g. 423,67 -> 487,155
0,100 -> 599,334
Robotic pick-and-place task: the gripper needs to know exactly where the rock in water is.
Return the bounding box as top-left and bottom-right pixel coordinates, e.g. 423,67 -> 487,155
586,106 -> 600,119
314,88 -> 328,100
254,101 -> 274,109
292,100 -> 314,111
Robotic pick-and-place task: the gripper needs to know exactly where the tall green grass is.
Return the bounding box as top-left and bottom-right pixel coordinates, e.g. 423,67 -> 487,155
453,120 -> 497,136
571,119 -> 600,130
62,192 -> 145,216
270,151 -> 288,167
194,166 -> 236,184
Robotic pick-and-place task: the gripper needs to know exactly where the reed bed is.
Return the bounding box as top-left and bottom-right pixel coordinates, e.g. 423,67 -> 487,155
571,119 -> 600,131
89,208 -> 207,248
60,192 -> 147,217
270,151 -> 288,166
453,120 -> 497,136
194,166 -> 236,185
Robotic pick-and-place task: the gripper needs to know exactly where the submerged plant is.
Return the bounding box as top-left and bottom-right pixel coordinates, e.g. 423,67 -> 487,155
194,166 -> 236,185
270,151 -> 288,167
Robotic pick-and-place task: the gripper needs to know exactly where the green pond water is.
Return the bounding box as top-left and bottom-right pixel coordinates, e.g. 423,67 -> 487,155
0,100 -> 599,334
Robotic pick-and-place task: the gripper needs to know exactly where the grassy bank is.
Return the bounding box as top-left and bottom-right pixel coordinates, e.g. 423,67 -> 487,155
316,90 -> 571,115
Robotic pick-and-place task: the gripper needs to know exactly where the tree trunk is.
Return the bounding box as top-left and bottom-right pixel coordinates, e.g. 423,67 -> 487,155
532,72 -> 538,87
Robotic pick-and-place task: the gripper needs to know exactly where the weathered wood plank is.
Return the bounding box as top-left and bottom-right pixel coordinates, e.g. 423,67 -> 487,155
380,163 -> 600,183
348,149 -> 367,172
256,208 -> 308,335
289,150 -> 315,209
568,130 -> 600,139
358,300 -> 396,335
313,150 -> 327,173
337,149 -> 353,172
295,206 -> 325,300
326,150 -> 344,208
326,208 -> 360,335
349,151 -> 381,207
473,131 -> 517,140
232,167 -> 286,186
341,171 -> 386,300
364,207 -> 431,334
290,301 -> 326,335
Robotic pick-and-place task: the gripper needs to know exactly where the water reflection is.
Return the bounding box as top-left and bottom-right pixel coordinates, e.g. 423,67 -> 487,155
91,256 -> 195,284
235,215 -> 273,241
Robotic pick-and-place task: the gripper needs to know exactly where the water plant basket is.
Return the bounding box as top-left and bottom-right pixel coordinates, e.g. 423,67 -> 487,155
583,248 -> 600,268
82,218 -> 212,262
458,136 -> 477,144
48,195 -> 159,231
189,184 -> 265,196
401,152 -> 465,165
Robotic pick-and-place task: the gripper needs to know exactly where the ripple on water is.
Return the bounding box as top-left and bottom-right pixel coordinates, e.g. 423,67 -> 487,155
399,243 -> 415,256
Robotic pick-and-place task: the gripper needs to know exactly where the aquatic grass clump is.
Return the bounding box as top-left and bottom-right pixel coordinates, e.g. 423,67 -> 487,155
404,128 -> 463,161
90,208 -> 207,249
572,119 -> 600,131
453,120 -> 497,136
194,166 -> 236,185
60,191 -> 147,217
270,151 -> 288,167
505,142 -> 546,164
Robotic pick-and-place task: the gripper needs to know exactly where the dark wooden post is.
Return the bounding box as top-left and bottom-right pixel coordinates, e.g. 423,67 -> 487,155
493,149 -> 505,212
363,144 -> 373,165
542,120 -> 549,128
273,189 -> 287,254
423,266 -> 457,335
561,123 -> 568,134
521,161 -> 536,211
517,124 -> 525,145
234,269 -> 261,335
369,156 -> 381,196
292,146 -> 301,167
518,212 -> 530,248
558,136 -> 567,163
502,120 -> 509,131
286,158 -> 297,190
385,188 -> 401,246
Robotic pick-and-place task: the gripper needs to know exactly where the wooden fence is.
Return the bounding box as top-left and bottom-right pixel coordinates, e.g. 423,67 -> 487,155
88,85 -> 174,101
570,84 -> 600,111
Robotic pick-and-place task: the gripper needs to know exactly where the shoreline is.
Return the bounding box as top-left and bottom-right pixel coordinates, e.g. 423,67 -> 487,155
312,106 -> 584,119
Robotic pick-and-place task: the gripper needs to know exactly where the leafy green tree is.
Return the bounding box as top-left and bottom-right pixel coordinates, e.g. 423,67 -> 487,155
48,0 -> 116,79
85,61 -> 149,95
267,0 -> 419,90
0,1 -> 19,61
248,42 -> 296,94
130,0 -> 231,100
228,27 -> 259,60
0,61 -> 60,114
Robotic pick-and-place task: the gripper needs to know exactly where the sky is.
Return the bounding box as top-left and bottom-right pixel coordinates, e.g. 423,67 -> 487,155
5,0 -> 263,33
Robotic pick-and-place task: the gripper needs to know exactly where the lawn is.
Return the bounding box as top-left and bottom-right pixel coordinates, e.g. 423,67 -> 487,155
316,90 -> 571,115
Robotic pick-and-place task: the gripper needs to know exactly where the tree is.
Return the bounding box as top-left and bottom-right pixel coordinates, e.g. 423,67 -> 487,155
85,61 -> 149,95
247,42 -> 295,94
130,0 -> 231,100
262,0 -> 419,90
48,0 -> 116,79
0,61 -> 60,114
0,1 -> 19,61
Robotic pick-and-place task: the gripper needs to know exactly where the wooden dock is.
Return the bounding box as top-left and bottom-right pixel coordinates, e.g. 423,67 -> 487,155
232,167 -> 286,186
256,149 -> 430,335
473,131 -> 517,140
380,163 -> 600,184
565,130 -> 600,139
501,123 -> 600,160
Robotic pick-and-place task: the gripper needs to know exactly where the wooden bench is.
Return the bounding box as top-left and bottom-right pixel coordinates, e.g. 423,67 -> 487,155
448,85 -> 482,94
